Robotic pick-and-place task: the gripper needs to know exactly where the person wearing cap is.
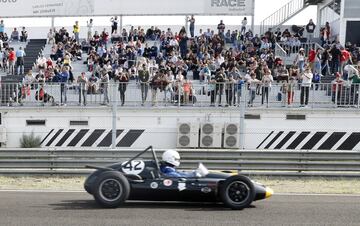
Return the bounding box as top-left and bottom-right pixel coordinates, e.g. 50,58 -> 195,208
294,48 -> 305,73
300,66 -> 313,107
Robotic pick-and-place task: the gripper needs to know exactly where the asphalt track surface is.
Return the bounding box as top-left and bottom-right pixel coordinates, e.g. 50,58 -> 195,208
1,191 -> 359,226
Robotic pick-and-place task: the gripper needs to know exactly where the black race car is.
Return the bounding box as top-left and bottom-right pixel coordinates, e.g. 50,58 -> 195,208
84,146 -> 273,210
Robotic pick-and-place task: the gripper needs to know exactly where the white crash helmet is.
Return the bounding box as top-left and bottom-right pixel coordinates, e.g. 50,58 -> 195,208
162,150 -> 180,167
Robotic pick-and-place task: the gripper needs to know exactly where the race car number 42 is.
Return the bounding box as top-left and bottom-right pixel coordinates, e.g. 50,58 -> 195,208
121,160 -> 145,175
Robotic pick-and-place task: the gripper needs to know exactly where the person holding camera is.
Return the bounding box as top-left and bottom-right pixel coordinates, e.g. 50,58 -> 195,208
138,64 -> 150,106
116,69 -> 129,106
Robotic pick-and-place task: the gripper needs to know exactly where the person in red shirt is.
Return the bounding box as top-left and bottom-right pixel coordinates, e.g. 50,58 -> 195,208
340,47 -> 352,74
8,48 -> 16,75
308,48 -> 316,73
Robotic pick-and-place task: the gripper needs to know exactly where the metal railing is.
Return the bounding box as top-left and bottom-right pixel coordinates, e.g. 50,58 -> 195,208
1,81 -> 360,109
260,0 -> 305,34
0,149 -> 359,177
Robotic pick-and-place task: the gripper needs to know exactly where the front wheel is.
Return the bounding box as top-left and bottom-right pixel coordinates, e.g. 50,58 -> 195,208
219,175 -> 255,210
93,171 -> 130,208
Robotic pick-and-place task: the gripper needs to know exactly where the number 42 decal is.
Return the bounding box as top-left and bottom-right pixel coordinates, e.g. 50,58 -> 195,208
121,160 -> 145,175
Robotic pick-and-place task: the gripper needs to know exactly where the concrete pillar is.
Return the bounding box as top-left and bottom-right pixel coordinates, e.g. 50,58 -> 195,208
51,17 -> 55,30
119,15 -> 123,33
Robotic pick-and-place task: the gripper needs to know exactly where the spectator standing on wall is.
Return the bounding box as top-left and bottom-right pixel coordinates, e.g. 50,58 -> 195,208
305,19 -> 316,43
47,29 -> 55,44
217,20 -> 225,39
73,21 -> 80,43
110,16 -> 118,35
77,72 -> 88,106
300,66 -> 313,107
16,46 -> 25,75
241,17 -> 247,35
20,27 -> 28,42
87,19 -> 94,41
188,15 -> 195,38
0,20 -> 4,36
10,28 -> 19,42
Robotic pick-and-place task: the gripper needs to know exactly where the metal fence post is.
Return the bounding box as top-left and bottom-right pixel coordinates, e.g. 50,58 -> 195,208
239,85 -> 246,150
111,82 -> 117,149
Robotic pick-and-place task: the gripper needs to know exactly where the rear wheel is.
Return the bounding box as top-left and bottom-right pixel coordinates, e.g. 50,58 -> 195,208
220,175 -> 255,210
93,171 -> 130,208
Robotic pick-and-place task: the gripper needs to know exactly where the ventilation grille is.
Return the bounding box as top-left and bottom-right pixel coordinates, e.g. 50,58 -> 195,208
179,123 -> 191,134
201,135 -> 213,147
202,123 -> 214,134
178,135 -> 190,146
226,124 -> 238,135
225,136 -> 237,147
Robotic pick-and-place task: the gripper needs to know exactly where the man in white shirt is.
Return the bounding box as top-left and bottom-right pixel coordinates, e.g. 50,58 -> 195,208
300,66 -> 313,107
87,19 -> 93,41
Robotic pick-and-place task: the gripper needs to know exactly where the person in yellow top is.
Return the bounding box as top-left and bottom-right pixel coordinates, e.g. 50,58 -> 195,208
73,21 -> 80,43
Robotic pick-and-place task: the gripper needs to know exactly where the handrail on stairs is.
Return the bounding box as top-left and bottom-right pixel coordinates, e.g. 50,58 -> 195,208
260,0 -> 305,34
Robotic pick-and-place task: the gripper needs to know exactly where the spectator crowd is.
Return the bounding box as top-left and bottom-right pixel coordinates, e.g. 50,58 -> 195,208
1,16 -> 359,107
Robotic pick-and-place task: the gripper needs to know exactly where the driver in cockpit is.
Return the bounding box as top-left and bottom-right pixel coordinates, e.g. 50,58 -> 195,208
160,150 -> 198,178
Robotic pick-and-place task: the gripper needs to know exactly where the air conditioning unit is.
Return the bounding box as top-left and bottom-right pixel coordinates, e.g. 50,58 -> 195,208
200,123 -> 222,148
224,123 -> 239,149
177,123 -> 199,148
0,126 -> 7,143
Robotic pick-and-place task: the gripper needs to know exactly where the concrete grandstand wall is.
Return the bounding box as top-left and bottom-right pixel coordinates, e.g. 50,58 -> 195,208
1,107 -> 360,150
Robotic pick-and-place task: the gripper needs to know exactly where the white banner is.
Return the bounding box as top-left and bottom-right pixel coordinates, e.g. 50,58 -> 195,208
0,0 -> 253,17
0,0 -> 94,17
95,0 -> 254,16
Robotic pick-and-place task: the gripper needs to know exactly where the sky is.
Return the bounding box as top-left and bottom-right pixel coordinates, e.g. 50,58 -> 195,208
1,0 -> 317,27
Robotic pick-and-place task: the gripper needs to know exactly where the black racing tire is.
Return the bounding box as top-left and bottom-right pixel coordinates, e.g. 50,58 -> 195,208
93,171 -> 130,208
219,175 -> 256,210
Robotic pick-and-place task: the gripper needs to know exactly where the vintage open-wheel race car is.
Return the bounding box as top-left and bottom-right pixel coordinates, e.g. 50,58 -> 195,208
84,146 -> 273,210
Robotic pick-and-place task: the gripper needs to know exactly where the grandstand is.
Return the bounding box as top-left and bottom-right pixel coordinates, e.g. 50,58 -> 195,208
0,0 -> 359,150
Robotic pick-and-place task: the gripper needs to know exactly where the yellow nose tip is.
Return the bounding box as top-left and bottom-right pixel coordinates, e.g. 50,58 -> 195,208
265,187 -> 274,199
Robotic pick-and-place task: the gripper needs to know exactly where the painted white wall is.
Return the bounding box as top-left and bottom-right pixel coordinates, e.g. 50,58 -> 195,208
2,107 -> 360,151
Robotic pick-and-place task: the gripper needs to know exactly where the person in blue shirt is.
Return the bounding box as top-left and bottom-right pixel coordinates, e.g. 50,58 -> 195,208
160,150 -> 196,178
60,67 -> 69,105
16,47 -> 26,75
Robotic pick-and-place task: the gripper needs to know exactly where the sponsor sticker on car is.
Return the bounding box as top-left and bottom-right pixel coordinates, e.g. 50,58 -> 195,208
163,179 -> 173,186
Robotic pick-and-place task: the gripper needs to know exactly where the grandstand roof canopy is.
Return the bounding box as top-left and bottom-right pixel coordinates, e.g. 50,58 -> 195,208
0,0 -> 254,18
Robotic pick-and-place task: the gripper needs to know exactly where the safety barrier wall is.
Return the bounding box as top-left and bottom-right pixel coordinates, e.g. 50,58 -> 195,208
0,149 -> 359,177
